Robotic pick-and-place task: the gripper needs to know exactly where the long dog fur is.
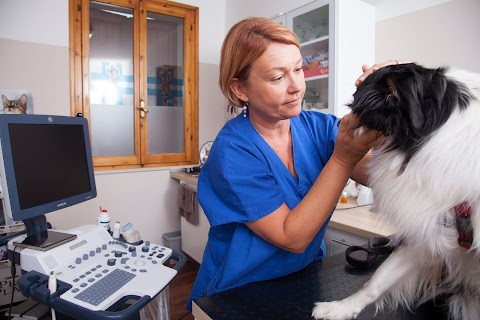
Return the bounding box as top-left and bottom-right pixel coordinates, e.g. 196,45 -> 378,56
312,63 -> 480,320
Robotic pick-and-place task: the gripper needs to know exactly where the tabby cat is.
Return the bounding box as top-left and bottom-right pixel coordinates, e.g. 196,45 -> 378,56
2,94 -> 28,114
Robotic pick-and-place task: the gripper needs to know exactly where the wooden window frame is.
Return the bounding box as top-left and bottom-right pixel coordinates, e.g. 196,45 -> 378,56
69,0 -> 199,170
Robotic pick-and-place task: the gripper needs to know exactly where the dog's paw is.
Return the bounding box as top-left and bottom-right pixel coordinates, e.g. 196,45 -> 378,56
311,301 -> 360,320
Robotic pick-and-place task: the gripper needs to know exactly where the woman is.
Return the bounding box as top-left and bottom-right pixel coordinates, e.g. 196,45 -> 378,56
187,17 -> 387,310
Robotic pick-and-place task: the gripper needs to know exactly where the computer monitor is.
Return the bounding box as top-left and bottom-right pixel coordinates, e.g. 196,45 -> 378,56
0,114 -> 97,250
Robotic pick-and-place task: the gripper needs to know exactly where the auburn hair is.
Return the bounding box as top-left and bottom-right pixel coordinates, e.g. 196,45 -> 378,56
219,17 -> 300,106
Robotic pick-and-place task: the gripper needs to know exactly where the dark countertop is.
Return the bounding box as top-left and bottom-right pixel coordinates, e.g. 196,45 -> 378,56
193,251 -> 449,319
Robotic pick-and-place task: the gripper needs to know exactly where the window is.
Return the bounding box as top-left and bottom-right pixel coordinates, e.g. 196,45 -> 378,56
69,0 -> 199,169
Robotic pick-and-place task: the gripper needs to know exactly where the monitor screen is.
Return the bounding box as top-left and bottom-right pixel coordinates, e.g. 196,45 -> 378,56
0,114 -> 97,226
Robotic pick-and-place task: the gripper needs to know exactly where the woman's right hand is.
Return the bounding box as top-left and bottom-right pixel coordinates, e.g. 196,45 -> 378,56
332,113 -> 384,169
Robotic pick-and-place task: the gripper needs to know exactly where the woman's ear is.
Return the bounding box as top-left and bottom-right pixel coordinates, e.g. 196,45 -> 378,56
229,78 -> 248,102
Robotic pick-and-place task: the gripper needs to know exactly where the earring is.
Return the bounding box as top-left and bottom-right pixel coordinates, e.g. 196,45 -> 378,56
243,101 -> 248,117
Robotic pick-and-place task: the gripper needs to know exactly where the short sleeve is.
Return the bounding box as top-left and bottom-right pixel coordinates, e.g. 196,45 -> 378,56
198,127 -> 285,227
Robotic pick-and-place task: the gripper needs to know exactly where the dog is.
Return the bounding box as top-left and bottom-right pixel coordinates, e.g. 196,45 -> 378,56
312,63 -> 480,320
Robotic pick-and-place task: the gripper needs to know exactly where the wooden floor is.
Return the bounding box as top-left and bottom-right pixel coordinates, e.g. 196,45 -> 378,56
0,258 -> 201,320
169,258 -> 200,320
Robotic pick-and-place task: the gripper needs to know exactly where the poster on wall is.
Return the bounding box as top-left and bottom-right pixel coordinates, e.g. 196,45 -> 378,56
0,89 -> 34,114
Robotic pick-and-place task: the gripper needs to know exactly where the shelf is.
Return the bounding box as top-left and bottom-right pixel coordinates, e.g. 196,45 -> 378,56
300,35 -> 329,47
304,69 -> 328,80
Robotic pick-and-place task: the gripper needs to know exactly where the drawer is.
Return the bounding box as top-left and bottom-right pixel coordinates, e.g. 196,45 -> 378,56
324,227 -> 368,257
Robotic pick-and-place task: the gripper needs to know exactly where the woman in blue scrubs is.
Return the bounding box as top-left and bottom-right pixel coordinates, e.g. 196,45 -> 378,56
187,17 -> 389,310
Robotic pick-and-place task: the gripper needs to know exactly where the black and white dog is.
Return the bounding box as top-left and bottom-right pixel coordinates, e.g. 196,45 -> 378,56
312,63 -> 480,320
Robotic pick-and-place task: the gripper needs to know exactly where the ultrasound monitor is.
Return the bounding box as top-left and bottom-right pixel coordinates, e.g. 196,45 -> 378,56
0,114 -> 97,250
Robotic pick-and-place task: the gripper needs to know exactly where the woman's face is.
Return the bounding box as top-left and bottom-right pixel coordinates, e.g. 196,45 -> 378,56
240,42 -> 306,122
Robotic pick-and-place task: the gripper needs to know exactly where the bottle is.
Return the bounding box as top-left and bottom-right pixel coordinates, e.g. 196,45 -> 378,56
97,207 -> 111,231
357,186 -> 374,206
122,223 -> 140,243
340,191 -> 348,204
112,221 -> 121,239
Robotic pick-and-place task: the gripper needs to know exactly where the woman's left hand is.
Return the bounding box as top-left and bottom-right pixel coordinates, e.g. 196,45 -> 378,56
355,59 -> 405,87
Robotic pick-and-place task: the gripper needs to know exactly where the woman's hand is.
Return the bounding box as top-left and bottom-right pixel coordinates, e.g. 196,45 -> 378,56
332,114 -> 384,169
355,59 -> 405,87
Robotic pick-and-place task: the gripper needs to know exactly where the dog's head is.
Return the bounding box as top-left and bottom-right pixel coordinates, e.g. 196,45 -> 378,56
349,63 -> 474,172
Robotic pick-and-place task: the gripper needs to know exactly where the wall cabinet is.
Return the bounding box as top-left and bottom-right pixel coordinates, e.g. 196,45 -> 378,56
273,0 -> 375,116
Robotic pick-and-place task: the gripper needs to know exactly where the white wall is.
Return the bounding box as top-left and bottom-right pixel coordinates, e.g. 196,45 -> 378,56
225,0 -> 314,30
375,0 -> 480,72
364,0 -> 456,21
0,0 -> 227,245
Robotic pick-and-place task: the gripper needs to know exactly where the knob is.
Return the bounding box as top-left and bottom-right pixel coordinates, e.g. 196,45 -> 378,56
107,259 -> 116,266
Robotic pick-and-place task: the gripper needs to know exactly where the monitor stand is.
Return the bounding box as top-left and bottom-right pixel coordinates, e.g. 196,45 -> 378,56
12,215 -> 77,252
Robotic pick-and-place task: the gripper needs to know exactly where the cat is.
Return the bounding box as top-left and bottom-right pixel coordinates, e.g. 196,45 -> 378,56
2,94 -> 28,114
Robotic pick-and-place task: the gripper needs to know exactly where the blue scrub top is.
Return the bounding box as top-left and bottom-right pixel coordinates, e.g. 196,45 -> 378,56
187,110 -> 338,310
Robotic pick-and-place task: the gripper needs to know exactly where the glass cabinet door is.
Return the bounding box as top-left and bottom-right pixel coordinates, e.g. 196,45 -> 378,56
287,0 -> 334,114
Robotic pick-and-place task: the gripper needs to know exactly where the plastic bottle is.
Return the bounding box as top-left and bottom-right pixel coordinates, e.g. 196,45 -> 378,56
112,221 -> 121,239
122,223 -> 141,243
340,191 -> 348,204
97,207 -> 111,231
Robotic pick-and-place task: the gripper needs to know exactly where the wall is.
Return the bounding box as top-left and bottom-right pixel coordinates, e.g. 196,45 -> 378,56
0,0 -> 227,245
376,0 -> 480,72
225,0 -> 314,30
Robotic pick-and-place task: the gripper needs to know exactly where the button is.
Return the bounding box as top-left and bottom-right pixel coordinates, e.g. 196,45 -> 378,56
134,260 -> 146,266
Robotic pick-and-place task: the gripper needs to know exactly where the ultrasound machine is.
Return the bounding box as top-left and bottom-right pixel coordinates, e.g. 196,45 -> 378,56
0,114 -> 182,319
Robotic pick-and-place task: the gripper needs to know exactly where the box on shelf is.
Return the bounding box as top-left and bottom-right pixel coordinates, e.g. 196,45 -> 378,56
303,65 -> 329,78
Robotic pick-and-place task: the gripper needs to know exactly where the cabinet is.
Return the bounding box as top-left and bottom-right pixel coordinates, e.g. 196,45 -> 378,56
324,227 -> 368,257
273,0 -> 375,116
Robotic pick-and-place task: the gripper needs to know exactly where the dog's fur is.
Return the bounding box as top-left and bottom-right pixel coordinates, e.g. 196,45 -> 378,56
312,63 -> 480,320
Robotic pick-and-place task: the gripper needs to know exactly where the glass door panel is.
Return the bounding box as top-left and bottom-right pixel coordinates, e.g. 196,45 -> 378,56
146,12 -> 185,154
288,1 -> 333,113
89,1 -> 135,156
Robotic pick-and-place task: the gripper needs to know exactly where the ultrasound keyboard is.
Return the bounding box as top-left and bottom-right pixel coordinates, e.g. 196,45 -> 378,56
9,225 -> 178,313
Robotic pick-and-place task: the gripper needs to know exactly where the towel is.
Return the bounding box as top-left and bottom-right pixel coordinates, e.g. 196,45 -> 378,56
178,183 -> 199,225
